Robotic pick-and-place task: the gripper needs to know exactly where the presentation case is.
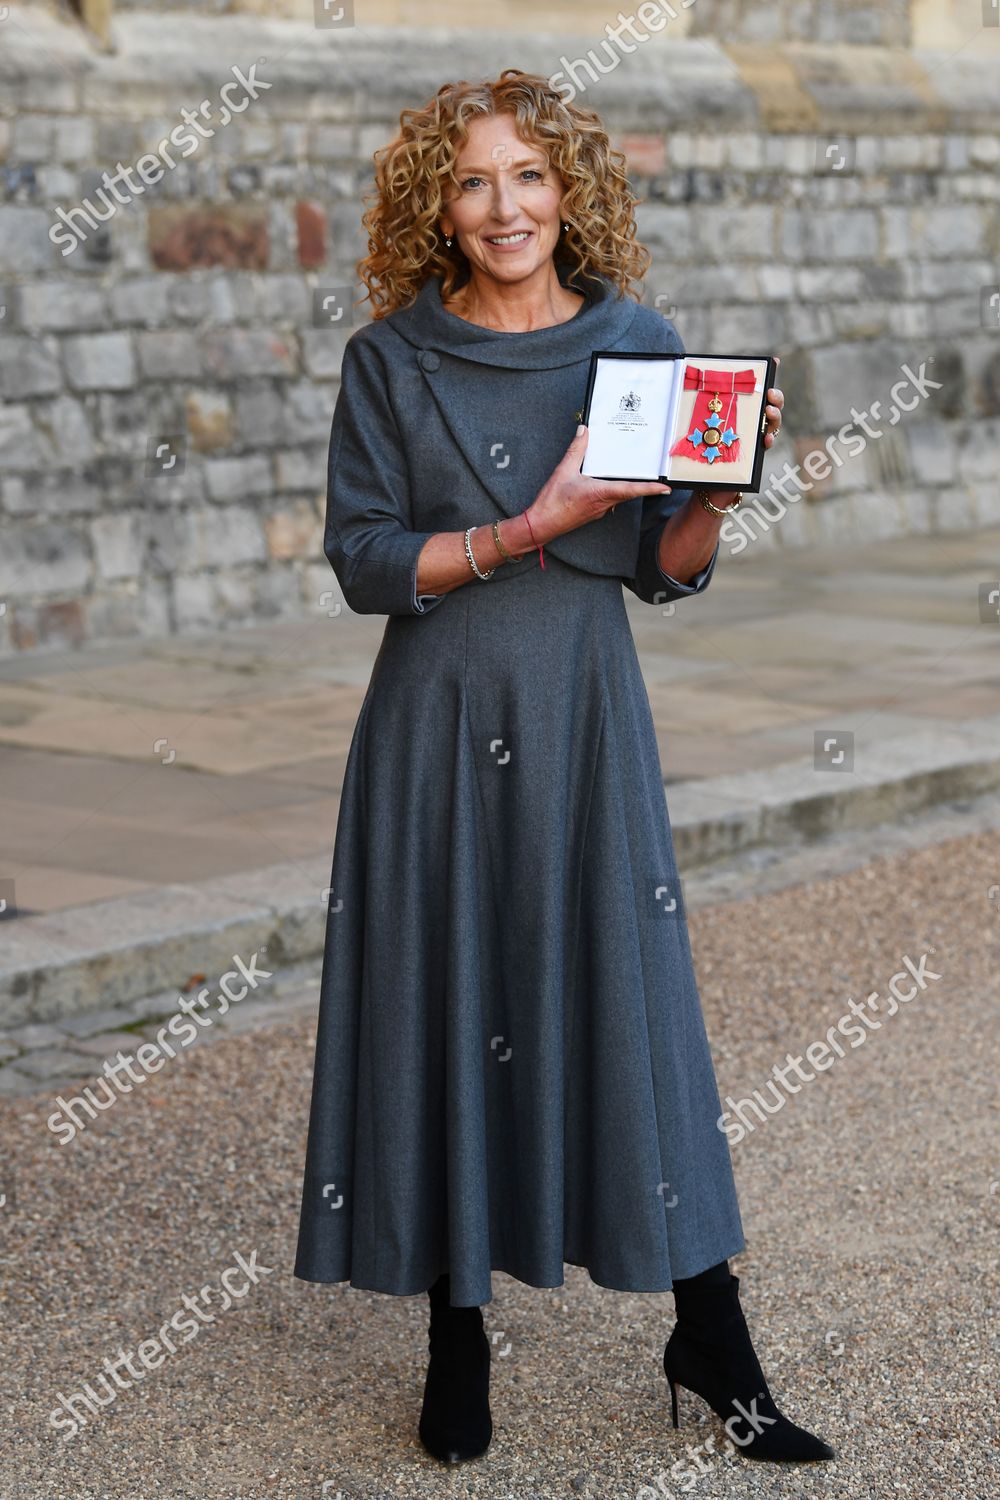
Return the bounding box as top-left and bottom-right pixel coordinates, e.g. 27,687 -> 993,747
580,351 -> 777,493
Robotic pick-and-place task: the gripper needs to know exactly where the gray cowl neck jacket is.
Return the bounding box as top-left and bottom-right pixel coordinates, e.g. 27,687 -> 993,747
323,258 -> 718,615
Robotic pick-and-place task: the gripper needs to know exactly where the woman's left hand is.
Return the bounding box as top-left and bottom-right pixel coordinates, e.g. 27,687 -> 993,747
763,354 -> 784,450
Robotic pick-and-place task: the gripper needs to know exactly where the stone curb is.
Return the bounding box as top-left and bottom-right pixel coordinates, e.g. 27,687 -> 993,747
3,723 -> 998,1028
666,718 -> 1000,865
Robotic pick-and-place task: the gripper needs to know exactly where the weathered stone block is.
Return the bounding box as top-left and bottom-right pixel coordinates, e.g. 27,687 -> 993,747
274,446 -> 326,494
190,505 -> 267,568
284,380 -> 335,443
212,274 -> 259,323
233,385 -> 287,448
0,406 -> 47,472
300,328 -> 351,379
64,332 -> 136,392
309,125 -> 355,160
0,336 -> 62,398
264,500 -> 322,560
3,471 -> 101,518
694,204 -> 775,260
932,487 -> 977,533
16,281 -> 108,331
203,329 -> 298,380
11,599 -> 87,652
36,166 -> 78,202
203,453 -> 273,502
138,330 -> 203,380
257,275 -> 310,323
96,390 -> 186,458
115,277 -> 171,326
804,209 -> 879,261
83,583 -> 145,643
54,117 -> 97,164
184,389 -> 234,452
0,477 -> 27,516
214,568 -> 256,618
11,115 -> 57,160
913,204 -> 989,259
171,572 -> 217,630
754,264 -> 793,300
92,512 -> 143,580
148,204 -> 269,271
0,522 -> 90,596
0,207 -> 57,273
968,135 -> 1000,168
295,200 -> 327,270
39,396 -> 97,466
618,133 -> 667,176
139,503 -> 197,578
254,562 -> 308,618
634,204 -> 694,257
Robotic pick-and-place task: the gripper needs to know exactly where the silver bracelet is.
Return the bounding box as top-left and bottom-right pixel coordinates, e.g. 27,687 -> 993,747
464,526 -> 495,580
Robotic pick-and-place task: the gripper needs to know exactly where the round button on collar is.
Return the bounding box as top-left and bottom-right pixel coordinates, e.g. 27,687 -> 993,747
418,350 -> 440,372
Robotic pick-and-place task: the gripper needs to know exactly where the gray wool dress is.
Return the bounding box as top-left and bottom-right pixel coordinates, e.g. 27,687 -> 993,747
293,259 -> 746,1307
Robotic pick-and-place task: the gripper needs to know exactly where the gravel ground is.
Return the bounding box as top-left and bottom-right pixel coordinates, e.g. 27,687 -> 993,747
1,824 -> 997,1500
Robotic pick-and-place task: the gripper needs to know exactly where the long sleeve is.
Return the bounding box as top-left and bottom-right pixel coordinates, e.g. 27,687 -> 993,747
323,333 -> 445,617
623,482 -> 720,605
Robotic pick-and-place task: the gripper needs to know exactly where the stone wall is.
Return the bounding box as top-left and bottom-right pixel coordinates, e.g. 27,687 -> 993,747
14,0 -> 926,46
0,5 -> 999,655
23,0 -> 982,48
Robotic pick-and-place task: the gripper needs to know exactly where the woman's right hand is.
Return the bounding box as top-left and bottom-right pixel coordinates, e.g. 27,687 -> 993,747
523,425 -> 671,545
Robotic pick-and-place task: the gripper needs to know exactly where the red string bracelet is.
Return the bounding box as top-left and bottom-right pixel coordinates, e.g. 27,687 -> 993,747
523,510 -> 544,570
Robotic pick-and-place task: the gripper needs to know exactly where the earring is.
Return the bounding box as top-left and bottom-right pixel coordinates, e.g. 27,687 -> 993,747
563,223 -> 569,232
444,234 -> 453,248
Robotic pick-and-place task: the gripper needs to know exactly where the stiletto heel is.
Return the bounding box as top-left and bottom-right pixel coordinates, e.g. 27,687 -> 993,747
663,1272 -> 835,1463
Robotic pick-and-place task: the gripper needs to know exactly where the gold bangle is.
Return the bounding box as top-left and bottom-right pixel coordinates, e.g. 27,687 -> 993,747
502,515 -> 535,561
697,488 -> 743,517
492,519 -> 515,562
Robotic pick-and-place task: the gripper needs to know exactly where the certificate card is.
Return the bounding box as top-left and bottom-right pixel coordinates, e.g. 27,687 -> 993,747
579,351 -> 776,493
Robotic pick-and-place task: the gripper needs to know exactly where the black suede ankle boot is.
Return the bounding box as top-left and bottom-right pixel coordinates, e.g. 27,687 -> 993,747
418,1272 -> 492,1464
664,1266 -> 835,1463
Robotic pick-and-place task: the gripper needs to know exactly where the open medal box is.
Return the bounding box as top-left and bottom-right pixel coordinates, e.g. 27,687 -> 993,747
580,351 -> 777,492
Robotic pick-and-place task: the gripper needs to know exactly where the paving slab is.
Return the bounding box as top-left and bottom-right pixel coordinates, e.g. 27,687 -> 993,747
8,1047 -> 92,1081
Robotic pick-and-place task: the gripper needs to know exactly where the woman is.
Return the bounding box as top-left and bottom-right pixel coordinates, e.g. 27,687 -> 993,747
294,69 -> 834,1469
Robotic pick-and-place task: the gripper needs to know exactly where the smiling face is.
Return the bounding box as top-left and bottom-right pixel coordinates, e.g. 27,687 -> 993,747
439,113 -> 567,286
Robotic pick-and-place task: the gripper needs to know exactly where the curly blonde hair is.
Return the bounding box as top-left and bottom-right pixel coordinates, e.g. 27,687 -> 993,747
357,68 -> 651,318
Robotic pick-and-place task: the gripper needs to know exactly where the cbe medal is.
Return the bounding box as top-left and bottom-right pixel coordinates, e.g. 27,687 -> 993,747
669,365 -> 758,466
